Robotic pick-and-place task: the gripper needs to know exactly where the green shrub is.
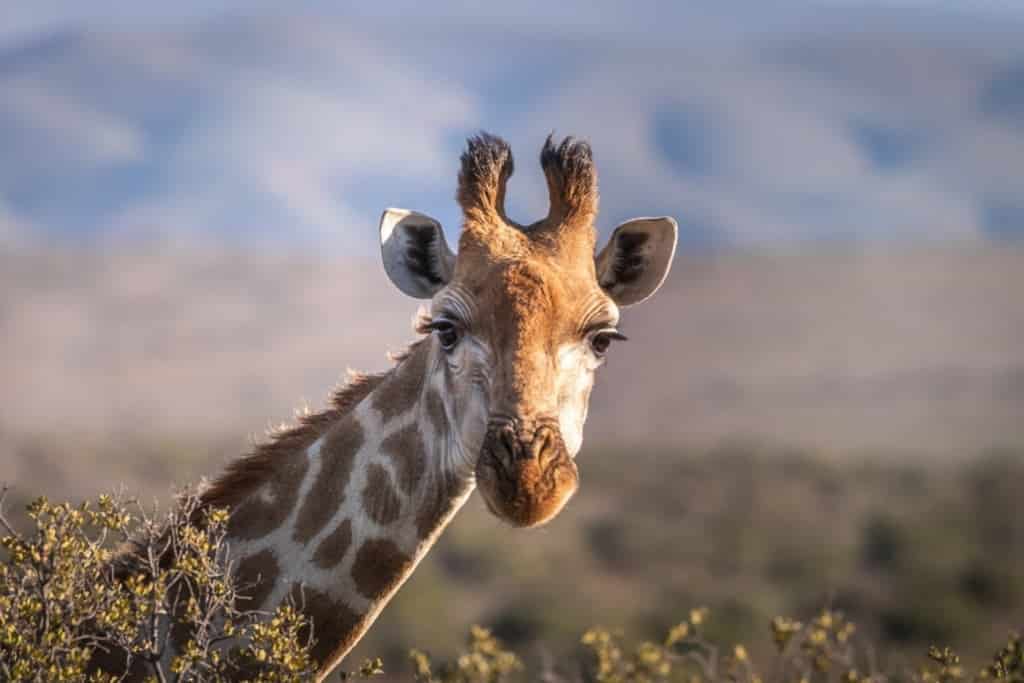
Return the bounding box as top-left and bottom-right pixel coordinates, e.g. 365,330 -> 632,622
2,487 -> 1020,683
0,488 -> 379,682
411,610 -> 1021,683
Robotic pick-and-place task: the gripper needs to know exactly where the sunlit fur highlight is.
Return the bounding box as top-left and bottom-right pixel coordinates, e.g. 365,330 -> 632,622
199,344 -> 422,513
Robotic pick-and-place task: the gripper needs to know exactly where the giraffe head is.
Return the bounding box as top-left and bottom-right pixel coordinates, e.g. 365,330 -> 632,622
379,133 -> 676,528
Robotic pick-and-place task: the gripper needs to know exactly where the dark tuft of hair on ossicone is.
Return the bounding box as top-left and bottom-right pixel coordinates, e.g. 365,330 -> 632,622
539,134 -> 598,224
456,132 -> 515,226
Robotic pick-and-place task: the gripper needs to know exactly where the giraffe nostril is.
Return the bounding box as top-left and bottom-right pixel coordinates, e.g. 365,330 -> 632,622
476,418 -> 579,528
485,419 -> 564,466
496,424 -> 518,468
531,425 -> 561,467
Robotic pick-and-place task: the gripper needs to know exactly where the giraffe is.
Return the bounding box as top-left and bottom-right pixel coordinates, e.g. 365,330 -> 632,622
108,133 -> 677,680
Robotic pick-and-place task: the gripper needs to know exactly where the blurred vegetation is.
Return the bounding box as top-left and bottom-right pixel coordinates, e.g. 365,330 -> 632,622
351,443 -> 1023,678
1,441 -> 1022,681
411,609 -> 1021,683
0,490 -> 381,682
1,487 -> 1020,683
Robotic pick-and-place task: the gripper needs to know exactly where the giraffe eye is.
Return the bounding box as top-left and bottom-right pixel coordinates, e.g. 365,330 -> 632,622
431,320 -> 461,351
590,329 -> 628,357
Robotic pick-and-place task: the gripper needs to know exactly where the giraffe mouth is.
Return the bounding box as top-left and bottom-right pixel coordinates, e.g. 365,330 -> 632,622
475,421 -> 579,528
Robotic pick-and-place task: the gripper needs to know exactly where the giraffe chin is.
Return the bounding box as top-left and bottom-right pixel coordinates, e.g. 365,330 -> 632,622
475,448 -> 579,528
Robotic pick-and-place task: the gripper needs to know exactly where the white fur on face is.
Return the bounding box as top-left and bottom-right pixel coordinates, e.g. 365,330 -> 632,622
427,287 -> 616,466
433,335 -> 600,463
555,342 -> 599,457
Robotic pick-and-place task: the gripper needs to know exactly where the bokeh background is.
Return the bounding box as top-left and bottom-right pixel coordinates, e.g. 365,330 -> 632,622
2,1 -> 1023,677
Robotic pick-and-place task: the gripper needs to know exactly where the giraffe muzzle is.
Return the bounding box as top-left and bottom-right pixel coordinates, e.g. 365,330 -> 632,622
475,420 -> 580,528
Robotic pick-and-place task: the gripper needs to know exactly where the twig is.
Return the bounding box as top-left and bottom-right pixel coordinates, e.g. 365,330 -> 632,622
0,484 -> 20,537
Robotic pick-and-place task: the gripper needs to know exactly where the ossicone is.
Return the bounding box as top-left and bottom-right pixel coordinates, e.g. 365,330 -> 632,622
539,134 -> 598,226
456,132 -> 515,227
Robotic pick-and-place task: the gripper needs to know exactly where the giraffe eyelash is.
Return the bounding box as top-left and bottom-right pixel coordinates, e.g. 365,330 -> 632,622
415,310 -> 464,334
582,320 -> 624,338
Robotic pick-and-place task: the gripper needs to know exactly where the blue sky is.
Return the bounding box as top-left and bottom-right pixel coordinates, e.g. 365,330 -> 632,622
5,2 -> 1024,46
1,2 -> 1022,251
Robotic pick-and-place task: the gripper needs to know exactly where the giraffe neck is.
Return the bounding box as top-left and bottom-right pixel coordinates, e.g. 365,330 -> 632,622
222,339 -> 476,678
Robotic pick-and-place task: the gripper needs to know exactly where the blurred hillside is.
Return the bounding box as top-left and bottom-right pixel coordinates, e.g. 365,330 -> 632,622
2,240 -> 1022,505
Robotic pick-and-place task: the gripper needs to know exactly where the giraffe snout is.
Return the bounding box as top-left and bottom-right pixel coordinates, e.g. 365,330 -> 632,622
476,419 -> 579,528
482,419 -> 564,470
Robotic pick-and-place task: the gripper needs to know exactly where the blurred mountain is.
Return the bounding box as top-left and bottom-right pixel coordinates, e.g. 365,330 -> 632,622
587,242 -> 1024,452
0,10 -> 1023,250
1,240 -> 1021,460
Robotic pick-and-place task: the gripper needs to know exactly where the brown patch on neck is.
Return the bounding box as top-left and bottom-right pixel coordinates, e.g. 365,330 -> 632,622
286,583 -> 363,675
363,463 -> 402,525
370,340 -> 430,422
424,387 -> 448,436
227,453 -> 308,541
414,387 -> 472,539
350,538 -> 413,600
416,471 -> 473,540
380,424 -> 427,495
201,369 -> 388,514
312,518 -> 353,569
293,414 -> 365,544
234,548 -> 280,610
200,339 -> 427,542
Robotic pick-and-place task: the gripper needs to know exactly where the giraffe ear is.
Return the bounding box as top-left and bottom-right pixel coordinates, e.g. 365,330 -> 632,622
379,208 -> 456,299
595,217 -> 678,306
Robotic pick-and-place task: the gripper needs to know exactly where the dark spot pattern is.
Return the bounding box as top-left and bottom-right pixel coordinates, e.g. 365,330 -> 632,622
293,416 -> 363,544
351,538 -> 413,600
425,389 -> 448,436
312,518 -> 353,569
227,454 -> 308,541
371,344 -> 429,423
380,424 -> 427,495
416,475 -> 473,540
287,583 -> 364,671
363,464 -> 402,525
234,548 -> 280,610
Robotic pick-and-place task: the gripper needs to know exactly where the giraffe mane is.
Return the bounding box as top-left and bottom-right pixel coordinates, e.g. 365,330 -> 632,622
199,340 -> 425,512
